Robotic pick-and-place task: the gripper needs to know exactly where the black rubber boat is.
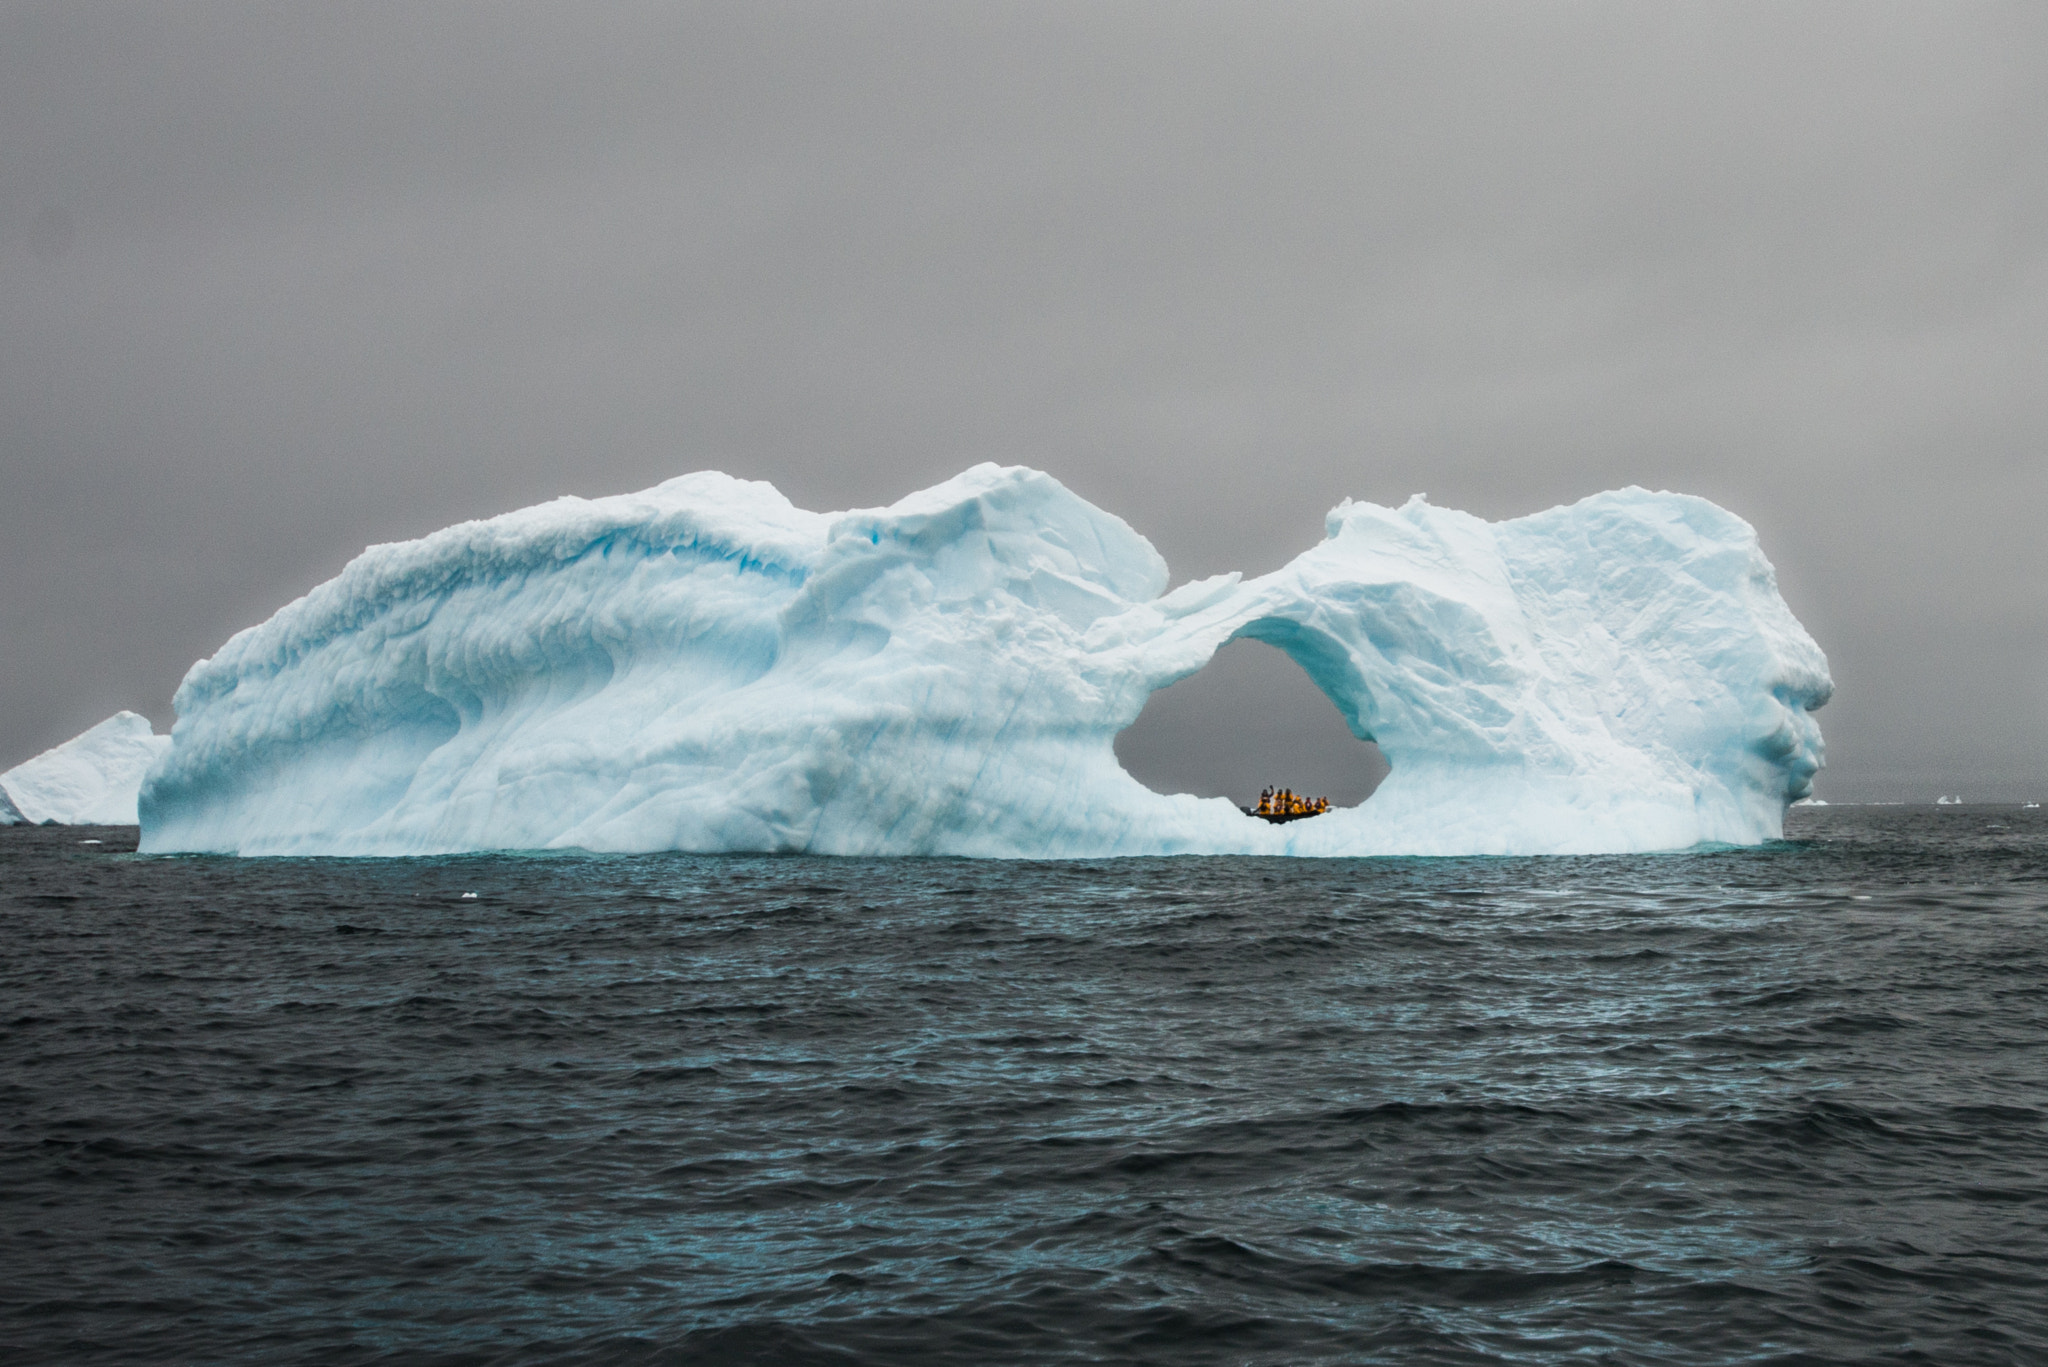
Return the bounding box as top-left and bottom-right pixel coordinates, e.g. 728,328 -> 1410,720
1240,806 -> 1327,825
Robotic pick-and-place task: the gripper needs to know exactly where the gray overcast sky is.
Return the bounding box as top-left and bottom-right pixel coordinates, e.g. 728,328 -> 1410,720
3,1 -> 2044,802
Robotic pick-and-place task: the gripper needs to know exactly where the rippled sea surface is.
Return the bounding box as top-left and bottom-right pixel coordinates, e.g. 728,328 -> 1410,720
4,807 -> 2047,1365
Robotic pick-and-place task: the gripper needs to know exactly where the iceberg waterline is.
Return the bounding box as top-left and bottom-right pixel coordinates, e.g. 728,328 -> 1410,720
138,465 -> 1830,857
3,711 -> 171,826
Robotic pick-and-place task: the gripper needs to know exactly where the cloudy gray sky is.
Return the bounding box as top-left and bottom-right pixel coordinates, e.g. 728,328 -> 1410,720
4,1 -> 2044,803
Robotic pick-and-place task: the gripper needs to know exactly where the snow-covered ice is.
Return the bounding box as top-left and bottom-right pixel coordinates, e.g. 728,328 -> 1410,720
3,711 -> 172,825
139,465 -> 1830,857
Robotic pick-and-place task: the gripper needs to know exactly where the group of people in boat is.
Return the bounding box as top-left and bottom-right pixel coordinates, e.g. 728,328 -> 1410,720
1249,786 -> 1331,822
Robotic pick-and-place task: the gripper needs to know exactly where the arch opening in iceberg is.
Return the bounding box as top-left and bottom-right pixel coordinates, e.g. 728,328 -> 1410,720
138,463 -> 1831,858
1114,636 -> 1389,812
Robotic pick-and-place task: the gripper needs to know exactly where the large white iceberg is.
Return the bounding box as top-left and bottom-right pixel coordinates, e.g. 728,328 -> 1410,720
138,465 -> 1830,857
3,711 -> 172,825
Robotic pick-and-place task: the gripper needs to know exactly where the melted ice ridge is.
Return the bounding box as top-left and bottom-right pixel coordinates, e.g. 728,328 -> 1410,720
139,465 -> 1830,856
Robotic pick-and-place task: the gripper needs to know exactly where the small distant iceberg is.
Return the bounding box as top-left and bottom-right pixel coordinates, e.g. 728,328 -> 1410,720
1,712 -> 171,825
138,465 -> 1833,858
1935,794 -> 1963,806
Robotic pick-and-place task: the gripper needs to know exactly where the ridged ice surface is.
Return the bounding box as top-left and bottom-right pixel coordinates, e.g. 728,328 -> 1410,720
139,465 -> 1830,856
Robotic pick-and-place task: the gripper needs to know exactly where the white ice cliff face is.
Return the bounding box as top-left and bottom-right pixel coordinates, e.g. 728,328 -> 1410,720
3,711 -> 172,825
138,465 -> 1830,857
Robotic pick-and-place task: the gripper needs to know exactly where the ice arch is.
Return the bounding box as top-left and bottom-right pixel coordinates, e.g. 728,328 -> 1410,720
1227,616 -> 1379,746
1114,636 -> 1389,809
140,464 -> 1829,857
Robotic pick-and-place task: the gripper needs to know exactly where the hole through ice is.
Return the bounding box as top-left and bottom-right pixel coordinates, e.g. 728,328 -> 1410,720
1114,638 -> 1390,810
133,463 -> 1833,857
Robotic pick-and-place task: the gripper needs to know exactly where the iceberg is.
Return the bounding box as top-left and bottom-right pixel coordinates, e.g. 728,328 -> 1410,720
138,465 -> 1830,857
3,711 -> 172,825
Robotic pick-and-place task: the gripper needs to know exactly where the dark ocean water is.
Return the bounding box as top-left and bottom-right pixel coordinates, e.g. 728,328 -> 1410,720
4,807 -> 2047,1365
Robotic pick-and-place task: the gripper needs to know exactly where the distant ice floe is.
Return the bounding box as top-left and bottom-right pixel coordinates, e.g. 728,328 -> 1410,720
1,711 -> 171,825
138,465 -> 1832,858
